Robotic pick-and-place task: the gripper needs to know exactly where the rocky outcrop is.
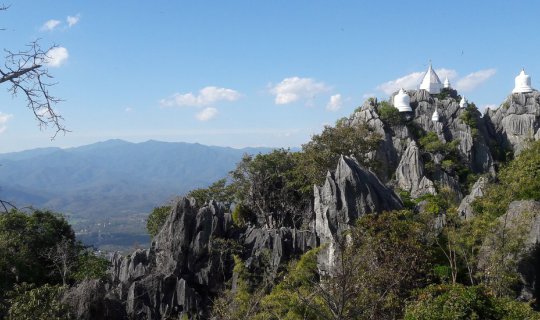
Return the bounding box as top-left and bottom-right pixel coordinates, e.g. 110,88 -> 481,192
457,176 -> 489,219
395,141 -> 436,197
313,155 -> 402,271
486,92 -> 540,155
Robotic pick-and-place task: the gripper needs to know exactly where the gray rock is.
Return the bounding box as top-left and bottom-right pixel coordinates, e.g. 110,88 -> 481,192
457,176 -> 489,219
313,155 -> 402,271
486,91 -> 540,155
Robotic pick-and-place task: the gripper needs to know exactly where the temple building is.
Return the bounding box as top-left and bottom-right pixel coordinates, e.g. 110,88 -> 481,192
393,88 -> 412,112
419,63 -> 442,94
513,69 -> 534,93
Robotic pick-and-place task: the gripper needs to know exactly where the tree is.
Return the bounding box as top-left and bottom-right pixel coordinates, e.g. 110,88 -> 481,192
187,178 -> 235,209
43,237 -> 79,286
6,283 -> 72,320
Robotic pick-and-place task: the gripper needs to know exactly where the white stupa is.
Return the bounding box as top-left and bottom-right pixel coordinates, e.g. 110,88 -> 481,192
393,88 -> 412,112
432,107 -> 440,122
419,63 -> 443,94
443,76 -> 451,89
512,69 -> 534,93
460,96 -> 468,108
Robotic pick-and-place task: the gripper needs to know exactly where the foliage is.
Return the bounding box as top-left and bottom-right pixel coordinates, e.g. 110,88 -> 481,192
230,150 -> 310,228
146,205 -> 171,237
404,284 -> 539,320
301,121 -> 382,186
473,140 -> 540,219
231,203 -> 256,227
72,250 -> 110,282
418,132 -> 459,156
6,283 -> 72,320
377,100 -> 403,126
0,209 -> 75,293
460,103 -> 481,137
187,178 -> 235,208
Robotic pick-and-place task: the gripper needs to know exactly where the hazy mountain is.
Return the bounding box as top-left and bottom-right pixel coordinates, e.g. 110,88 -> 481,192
0,139 -> 271,251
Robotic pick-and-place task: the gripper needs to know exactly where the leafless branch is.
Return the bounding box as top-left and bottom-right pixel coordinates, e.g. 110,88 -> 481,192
1,40 -> 68,138
0,198 -> 16,213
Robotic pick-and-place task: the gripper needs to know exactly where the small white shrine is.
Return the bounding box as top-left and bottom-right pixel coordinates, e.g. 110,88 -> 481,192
460,96 -> 468,108
393,88 -> 412,112
419,63 -> 443,94
431,107 -> 440,122
512,69 -> 534,93
443,76 -> 451,89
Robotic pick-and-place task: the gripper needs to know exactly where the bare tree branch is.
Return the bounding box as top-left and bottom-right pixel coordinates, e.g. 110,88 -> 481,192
1,40 -> 68,138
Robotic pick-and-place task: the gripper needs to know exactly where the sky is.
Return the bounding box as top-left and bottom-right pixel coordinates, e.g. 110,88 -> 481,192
1,0 -> 540,153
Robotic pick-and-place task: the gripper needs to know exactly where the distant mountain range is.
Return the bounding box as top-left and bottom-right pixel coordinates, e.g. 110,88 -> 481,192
0,139 -> 272,251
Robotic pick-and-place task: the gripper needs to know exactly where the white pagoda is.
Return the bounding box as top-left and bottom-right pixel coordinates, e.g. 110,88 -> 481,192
460,96 -> 468,108
393,88 -> 412,112
419,63 -> 443,94
431,107 -> 440,122
443,76 -> 451,89
512,69 -> 534,93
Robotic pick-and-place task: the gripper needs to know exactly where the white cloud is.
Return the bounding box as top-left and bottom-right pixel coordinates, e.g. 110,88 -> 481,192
196,107 -> 218,121
160,86 -> 241,107
125,107 -> 133,112
0,112 -> 13,134
67,14 -> 80,27
481,104 -> 497,111
326,94 -> 343,111
455,69 -> 497,92
41,19 -> 61,31
270,77 -> 329,105
376,71 -> 425,95
377,68 -> 494,95
45,47 -> 69,67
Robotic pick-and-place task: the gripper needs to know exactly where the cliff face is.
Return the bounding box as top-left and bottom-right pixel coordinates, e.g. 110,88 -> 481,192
65,90 -> 540,319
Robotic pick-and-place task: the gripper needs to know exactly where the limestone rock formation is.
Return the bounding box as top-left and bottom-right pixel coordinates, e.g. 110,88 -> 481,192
457,176 -> 489,219
486,92 -> 540,155
313,155 -> 402,271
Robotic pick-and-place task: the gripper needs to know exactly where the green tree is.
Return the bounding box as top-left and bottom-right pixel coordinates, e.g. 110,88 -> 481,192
7,283 -> 72,320
230,150 -> 310,228
404,284 -> 539,320
377,100 -> 403,126
187,178 -> 235,209
301,121 -> 381,186
146,205 -> 171,237
72,249 -> 110,282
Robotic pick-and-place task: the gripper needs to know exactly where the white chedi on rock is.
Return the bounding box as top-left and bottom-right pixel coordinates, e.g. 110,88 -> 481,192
431,107 -> 440,122
443,76 -> 451,89
512,69 -> 533,93
460,96 -> 468,108
393,88 -> 412,112
419,63 -> 442,94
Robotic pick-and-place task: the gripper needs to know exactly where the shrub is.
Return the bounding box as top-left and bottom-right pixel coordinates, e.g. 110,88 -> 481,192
377,100 -> 403,126
146,205 -> 171,237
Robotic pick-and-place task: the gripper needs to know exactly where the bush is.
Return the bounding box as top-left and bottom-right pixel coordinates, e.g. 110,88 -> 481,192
377,100 -> 403,126
146,205 -> 171,237
7,283 -> 72,320
231,203 -> 255,227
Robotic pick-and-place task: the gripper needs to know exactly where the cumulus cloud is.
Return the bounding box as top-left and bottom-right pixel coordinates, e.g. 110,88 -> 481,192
67,14 -> 80,27
270,77 -> 329,105
0,113 -> 13,134
377,68 -> 494,95
455,69 -> 497,92
45,47 -> 69,67
326,94 -> 343,111
376,71 -> 425,95
196,107 -> 218,121
41,19 -> 61,31
160,86 -> 241,108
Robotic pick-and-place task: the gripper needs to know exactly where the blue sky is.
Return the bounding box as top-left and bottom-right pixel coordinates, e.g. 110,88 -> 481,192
1,1 -> 539,153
